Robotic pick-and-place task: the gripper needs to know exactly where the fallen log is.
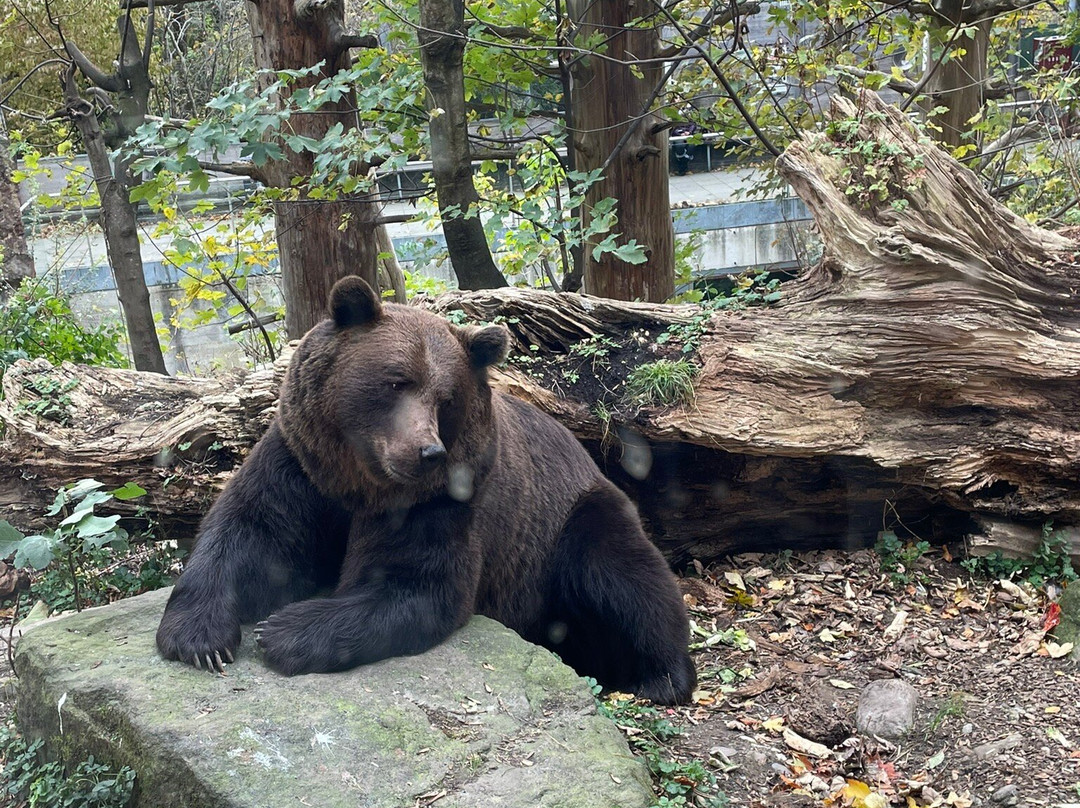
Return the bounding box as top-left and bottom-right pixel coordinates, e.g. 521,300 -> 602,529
3,91 -> 1079,565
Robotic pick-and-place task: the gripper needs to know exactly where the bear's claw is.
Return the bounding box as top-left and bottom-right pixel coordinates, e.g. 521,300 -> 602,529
156,602 -> 241,674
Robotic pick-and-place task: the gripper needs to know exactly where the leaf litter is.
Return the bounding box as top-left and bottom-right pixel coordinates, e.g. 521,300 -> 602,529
646,547 -> 1080,807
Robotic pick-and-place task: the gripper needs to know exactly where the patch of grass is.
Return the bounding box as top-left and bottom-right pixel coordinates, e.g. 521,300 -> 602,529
961,520 -> 1077,586
929,692 -> 967,733
0,723 -> 136,808
625,360 -> 697,407
588,681 -> 728,808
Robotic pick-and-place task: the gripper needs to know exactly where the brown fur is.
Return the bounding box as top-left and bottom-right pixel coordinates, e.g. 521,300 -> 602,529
157,277 -> 695,703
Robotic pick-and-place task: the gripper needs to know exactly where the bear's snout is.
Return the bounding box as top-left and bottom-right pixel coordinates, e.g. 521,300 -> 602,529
420,442 -> 448,465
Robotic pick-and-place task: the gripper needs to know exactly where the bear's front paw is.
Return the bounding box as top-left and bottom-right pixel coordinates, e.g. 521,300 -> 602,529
255,601 -> 340,676
156,604 -> 240,673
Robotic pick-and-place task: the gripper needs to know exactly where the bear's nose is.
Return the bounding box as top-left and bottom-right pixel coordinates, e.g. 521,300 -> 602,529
420,443 -> 447,464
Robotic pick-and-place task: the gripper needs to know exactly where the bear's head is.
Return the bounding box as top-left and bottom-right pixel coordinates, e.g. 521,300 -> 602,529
278,277 -> 510,509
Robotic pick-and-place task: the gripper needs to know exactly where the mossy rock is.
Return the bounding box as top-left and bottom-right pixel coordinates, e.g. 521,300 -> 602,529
15,588 -> 652,808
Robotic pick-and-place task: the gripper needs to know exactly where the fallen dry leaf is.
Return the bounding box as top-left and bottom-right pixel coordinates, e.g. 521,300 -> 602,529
883,610 -> 909,642
732,665 -> 784,699
783,728 -> 832,759
1043,641 -> 1073,659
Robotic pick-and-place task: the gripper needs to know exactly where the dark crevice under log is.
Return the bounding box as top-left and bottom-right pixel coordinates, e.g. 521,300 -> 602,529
3,91 -> 1079,564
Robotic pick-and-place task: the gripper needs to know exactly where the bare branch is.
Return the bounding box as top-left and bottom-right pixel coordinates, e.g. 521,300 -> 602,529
980,120 -> 1050,160
656,0 -> 761,59
898,18 -> 965,112
197,160 -> 268,183
879,0 -> 936,16
142,0 -> 155,70
0,59 -> 69,108
119,0 -> 205,7
475,22 -> 547,42
834,65 -> 916,95
64,40 -> 122,92
326,16 -> 379,55
654,2 -> 780,156
963,0 -> 1038,20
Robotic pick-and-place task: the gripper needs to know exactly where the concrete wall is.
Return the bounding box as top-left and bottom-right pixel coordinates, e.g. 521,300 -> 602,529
29,195 -> 815,374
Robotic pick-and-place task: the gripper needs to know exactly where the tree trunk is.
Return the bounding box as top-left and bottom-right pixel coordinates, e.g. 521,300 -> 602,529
567,0 -> 674,302
245,0 -> 381,338
4,92 -> 1078,565
924,20 -> 990,151
0,120 -> 34,292
60,69 -> 167,375
417,0 -> 507,290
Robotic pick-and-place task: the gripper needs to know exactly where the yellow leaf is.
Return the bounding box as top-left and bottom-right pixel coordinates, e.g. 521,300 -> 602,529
762,716 -> 785,733
843,779 -> 871,800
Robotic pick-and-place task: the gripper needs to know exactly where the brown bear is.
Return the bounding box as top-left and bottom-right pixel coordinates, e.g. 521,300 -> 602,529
156,277 -> 695,704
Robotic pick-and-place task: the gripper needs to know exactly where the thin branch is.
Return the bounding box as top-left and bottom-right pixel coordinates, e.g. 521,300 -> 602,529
898,18 -> 966,112
656,0 -> 760,60
474,21 -> 548,42
142,0 -> 155,70
654,3 -> 780,157
0,59 -> 70,108
119,0 -> 204,7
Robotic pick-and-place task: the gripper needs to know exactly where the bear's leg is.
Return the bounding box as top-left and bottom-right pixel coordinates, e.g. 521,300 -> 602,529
549,482 -> 696,705
255,497 -> 475,675
156,422 -> 348,671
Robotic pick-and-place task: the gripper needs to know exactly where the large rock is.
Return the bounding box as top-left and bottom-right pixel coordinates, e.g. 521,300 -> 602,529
15,588 -> 652,808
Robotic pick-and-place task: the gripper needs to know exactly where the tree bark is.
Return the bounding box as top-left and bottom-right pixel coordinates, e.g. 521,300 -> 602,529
4,92 -> 1079,565
924,20 -> 991,151
60,67 -> 168,375
567,0 -> 674,302
417,0 -> 507,290
60,12 -> 167,373
0,120 -> 34,292
246,0 -> 381,338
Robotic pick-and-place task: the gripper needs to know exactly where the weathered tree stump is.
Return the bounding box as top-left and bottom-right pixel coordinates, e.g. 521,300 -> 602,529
3,92 -> 1078,564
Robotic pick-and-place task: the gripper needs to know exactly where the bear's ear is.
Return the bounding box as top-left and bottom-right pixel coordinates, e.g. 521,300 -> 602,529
329,276 -> 382,328
461,325 -> 510,369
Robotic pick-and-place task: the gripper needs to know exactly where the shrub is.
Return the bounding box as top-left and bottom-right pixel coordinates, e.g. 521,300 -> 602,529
0,280 -> 127,382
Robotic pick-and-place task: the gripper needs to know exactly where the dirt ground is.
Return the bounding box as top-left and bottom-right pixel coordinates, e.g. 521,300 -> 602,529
655,548 -> 1080,808
2,545 -> 1078,808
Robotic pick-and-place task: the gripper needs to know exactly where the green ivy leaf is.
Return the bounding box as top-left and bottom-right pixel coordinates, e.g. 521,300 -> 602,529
60,491 -> 113,526
71,513 -> 122,540
14,534 -> 59,570
110,482 -> 147,501
0,520 -> 25,559
65,479 -> 105,501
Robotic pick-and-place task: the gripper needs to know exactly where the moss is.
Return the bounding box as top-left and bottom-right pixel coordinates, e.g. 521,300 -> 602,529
15,588 -> 652,808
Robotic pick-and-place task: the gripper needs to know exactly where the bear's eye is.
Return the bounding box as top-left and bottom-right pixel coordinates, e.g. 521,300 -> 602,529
389,379 -> 411,392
